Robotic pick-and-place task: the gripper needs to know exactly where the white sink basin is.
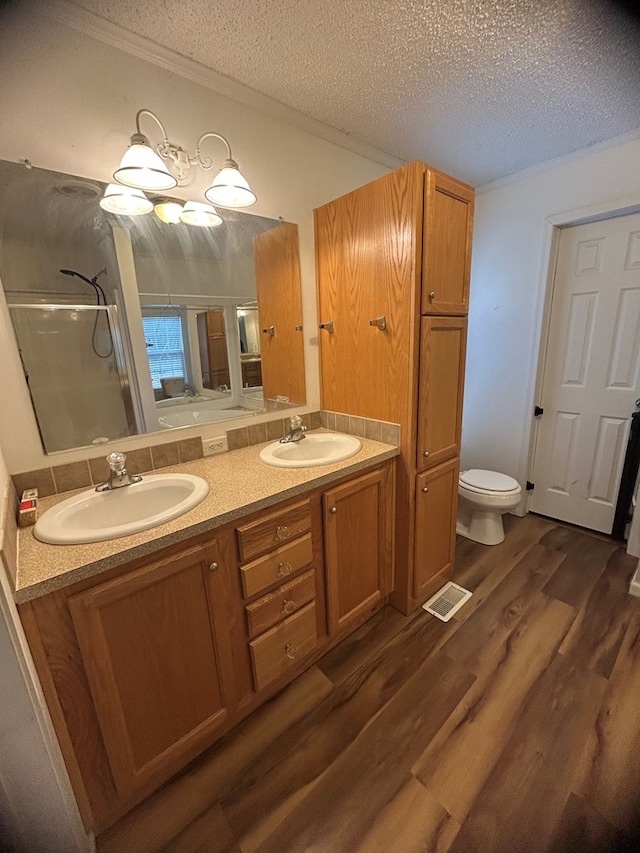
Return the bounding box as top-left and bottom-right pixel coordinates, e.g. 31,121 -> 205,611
34,473 -> 209,545
259,432 -> 362,468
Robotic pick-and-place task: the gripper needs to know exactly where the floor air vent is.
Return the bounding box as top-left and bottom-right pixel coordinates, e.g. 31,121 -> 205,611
422,582 -> 472,622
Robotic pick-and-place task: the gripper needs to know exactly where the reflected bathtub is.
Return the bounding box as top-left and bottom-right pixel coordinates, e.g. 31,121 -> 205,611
157,405 -> 258,429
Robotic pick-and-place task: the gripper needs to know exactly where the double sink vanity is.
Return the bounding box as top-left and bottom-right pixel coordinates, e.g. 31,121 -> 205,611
15,429 -> 398,833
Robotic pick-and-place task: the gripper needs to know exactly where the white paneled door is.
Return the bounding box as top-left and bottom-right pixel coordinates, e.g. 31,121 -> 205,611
530,213 -> 640,532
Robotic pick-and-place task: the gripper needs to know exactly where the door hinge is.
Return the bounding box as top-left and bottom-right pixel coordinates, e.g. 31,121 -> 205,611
534,406 -> 544,417
526,481 -> 535,491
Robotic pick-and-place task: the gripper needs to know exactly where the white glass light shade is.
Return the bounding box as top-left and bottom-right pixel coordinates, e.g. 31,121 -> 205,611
204,160 -> 256,208
179,201 -> 223,227
153,199 -> 184,225
114,139 -> 177,191
99,184 -> 153,216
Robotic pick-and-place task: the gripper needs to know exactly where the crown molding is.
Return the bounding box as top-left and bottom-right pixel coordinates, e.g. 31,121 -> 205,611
477,127 -> 640,195
44,0 -> 404,172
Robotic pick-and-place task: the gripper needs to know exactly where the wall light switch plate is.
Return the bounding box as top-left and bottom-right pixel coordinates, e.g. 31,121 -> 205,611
202,436 -> 228,456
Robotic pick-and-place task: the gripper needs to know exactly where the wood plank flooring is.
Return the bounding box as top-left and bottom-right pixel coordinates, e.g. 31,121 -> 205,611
97,515 -> 640,853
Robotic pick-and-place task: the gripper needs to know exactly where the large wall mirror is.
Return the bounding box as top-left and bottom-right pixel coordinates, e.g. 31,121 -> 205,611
0,160 -> 306,453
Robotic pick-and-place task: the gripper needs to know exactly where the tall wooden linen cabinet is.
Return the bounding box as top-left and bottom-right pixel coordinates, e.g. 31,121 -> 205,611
314,161 -> 474,614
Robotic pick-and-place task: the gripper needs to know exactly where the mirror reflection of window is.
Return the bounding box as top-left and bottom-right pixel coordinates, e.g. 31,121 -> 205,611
141,308 -> 189,395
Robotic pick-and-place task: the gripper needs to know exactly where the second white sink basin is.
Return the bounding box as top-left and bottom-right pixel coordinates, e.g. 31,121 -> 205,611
259,432 -> 362,468
34,473 -> 209,545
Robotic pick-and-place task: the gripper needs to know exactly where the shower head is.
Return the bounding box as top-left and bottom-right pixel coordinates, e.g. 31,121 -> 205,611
59,268 -> 108,305
60,268 -> 96,286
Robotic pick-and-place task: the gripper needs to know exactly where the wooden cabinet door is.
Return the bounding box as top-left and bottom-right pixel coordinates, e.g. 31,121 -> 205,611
323,465 -> 394,635
422,171 -> 474,315
315,163 -> 422,423
68,542 -> 235,796
417,316 -> 467,471
414,458 -> 459,601
253,221 -> 305,404
197,309 -> 230,389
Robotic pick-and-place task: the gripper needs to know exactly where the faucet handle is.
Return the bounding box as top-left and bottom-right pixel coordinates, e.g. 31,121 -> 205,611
106,452 -> 126,472
290,415 -> 303,428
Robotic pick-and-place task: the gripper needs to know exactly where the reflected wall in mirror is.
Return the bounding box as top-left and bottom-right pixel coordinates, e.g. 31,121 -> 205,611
0,160 -> 306,453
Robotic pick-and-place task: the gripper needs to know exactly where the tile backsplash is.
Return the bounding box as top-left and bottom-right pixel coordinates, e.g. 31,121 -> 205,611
11,410 -> 399,498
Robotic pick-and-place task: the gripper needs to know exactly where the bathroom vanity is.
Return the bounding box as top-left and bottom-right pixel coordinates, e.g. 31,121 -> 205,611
15,438 -> 397,833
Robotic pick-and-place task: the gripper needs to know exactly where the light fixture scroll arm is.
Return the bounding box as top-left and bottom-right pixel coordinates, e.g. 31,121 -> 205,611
135,109 -> 172,157
194,132 -> 233,171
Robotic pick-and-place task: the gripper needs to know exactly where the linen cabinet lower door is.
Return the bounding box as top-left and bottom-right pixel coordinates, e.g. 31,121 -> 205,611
413,457 -> 459,602
68,543 -> 234,797
324,466 -> 394,635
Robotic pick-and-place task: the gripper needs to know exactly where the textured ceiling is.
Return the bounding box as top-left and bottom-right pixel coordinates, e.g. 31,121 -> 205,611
64,1 -> 640,184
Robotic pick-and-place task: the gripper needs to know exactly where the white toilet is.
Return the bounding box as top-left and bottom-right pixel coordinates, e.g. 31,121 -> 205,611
456,469 -> 522,545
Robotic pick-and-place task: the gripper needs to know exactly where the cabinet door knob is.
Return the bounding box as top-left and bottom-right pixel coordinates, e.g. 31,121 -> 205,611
423,450 -> 430,457
319,320 -> 334,333
262,325 -> 275,336
277,561 -> 292,577
429,291 -> 436,301
276,525 -> 290,541
330,506 -> 337,514
283,599 -> 296,614
208,562 -> 218,572
422,486 -> 429,493
285,643 -> 297,660
369,315 -> 387,331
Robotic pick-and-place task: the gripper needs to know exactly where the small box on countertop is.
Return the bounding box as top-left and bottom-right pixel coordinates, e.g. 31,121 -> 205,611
18,488 -> 39,527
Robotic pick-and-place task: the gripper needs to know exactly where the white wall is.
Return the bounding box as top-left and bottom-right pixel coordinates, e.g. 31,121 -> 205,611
462,133 -> 640,511
0,4 -> 391,473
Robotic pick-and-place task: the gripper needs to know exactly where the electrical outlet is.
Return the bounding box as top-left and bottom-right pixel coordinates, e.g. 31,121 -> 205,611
202,436 -> 228,456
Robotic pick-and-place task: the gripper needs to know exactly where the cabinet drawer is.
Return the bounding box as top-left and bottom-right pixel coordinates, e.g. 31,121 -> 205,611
240,533 -> 313,599
236,499 -> 312,562
245,569 -> 315,639
249,602 -> 318,692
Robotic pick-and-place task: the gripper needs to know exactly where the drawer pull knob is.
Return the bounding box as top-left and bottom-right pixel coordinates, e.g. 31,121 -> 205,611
277,561 -> 293,577
208,562 -> 219,572
423,451 -> 430,457
285,643 -> 297,660
429,291 -> 436,301
422,486 -> 429,493
276,525 -> 290,541
330,506 -> 337,514
283,599 -> 296,614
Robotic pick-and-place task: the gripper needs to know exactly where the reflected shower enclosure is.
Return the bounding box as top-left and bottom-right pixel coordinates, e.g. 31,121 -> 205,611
10,304 -> 137,452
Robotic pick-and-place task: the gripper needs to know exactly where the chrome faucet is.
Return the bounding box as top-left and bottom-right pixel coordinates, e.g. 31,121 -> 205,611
280,415 -> 307,444
95,452 -> 143,492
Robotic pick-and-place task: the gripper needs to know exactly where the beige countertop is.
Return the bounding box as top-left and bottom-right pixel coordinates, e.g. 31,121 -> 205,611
15,434 -> 399,604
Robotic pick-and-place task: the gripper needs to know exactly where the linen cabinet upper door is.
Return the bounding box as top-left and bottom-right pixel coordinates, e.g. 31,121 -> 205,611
315,164 -> 421,423
422,172 -> 474,315
417,316 -> 467,471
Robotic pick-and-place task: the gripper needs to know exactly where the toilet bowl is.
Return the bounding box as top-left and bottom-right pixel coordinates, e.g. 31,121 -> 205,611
457,469 -> 522,546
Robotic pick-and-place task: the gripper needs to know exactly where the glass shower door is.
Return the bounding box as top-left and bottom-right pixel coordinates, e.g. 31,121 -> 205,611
9,304 -> 138,453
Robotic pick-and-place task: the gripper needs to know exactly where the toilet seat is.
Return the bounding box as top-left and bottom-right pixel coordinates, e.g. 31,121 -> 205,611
459,469 -> 520,494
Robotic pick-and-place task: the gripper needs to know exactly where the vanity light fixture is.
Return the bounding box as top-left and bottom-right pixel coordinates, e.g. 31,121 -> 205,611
180,200 -> 223,227
150,198 -> 223,227
99,183 -> 154,215
113,109 -> 256,208
152,198 -> 184,225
